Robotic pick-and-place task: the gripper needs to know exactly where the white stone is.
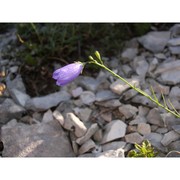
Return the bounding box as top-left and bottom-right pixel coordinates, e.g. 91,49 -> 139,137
63,113 -> 87,138
52,110 -> 64,126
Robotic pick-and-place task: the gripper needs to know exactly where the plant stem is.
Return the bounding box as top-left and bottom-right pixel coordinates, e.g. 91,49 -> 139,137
92,60 -> 180,118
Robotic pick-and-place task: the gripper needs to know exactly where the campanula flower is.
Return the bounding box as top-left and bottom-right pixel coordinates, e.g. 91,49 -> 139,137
52,62 -> 84,86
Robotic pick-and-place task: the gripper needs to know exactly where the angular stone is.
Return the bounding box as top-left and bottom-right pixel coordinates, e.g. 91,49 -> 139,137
118,104 -> 138,119
102,141 -> 126,152
169,86 -> 180,99
63,112 -> 87,137
154,60 -> 180,85
71,87 -> 83,98
168,37 -> 180,46
155,127 -> 168,134
166,151 -> 180,157
8,88 -> 30,107
144,132 -> 167,152
122,65 -> 133,77
131,95 -> 155,107
147,108 -> 164,127
73,107 -> 92,122
91,144 -> 102,154
52,110 -> 64,126
0,98 -> 26,125
96,148 -> 125,157
168,46 -> 180,54
127,125 -> 137,133
80,76 -> 100,91
76,123 -> 99,145
101,120 -> 127,144
125,132 -> 144,144
168,140 -> 180,151
94,99 -> 121,108
161,130 -> 180,146
6,74 -> 26,93
42,109 -> 53,123
147,78 -> 170,95
110,78 -> 139,95
78,139 -> 96,155
25,91 -> 71,111
170,24 -> 180,38
138,31 -> 170,53
154,53 -> 166,60
133,56 -> 149,78
172,125 -> 180,134
95,90 -> 118,102
1,120 -> 75,157
129,115 -> 147,125
121,48 -> 138,61
121,89 -> 138,101
93,129 -> 103,142
80,91 -> 96,105
137,123 -> 151,135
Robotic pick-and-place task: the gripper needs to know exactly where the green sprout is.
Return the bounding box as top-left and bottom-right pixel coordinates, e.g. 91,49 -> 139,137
127,140 -> 158,157
88,51 -> 180,119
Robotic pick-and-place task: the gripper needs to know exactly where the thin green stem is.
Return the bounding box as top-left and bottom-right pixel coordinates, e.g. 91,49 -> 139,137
90,60 -> 180,118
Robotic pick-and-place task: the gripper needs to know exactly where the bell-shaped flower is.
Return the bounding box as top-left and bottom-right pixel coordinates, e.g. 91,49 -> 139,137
52,62 -> 84,86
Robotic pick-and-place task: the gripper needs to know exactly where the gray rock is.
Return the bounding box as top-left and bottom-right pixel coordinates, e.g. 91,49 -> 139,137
92,144 -> 102,154
101,120 -> 127,144
71,87 -> 83,98
93,129 -> 103,142
168,37 -> 180,46
122,64 -> 133,77
73,107 -> 92,122
147,78 -> 170,95
80,91 -> 96,105
6,74 -> 26,93
110,78 -> 140,95
1,119 -> 75,157
102,141 -> 126,152
25,90 -> 71,111
118,104 -> 138,119
131,94 -> 155,107
63,112 -> 87,138
95,90 -> 118,102
168,46 -> 180,54
129,115 -> 147,125
8,88 -> 30,107
155,127 -> 168,134
138,31 -> 170,53
154,53 -> 166,60
144,132 -> 167,152
161,113 -> 178,130
96,148 -> 125,157
138,106 -> 150,116
94,99 -> 121,108
76,123 -> 99,145
147,108 -> 164,127
42,109 -> 53,123
168,140 -> 180,151
52,110 -> 64,126
161,130 -> 180,146
0,98 -> 26,125
172,125 -> 180,134
154,60 -> 180,85
80,76 -> 100,91
133,56 -> 149,78
137,123 -> 151,135
170,24 -> 180,38
121,48 -> 138,61
78,139 -> 96,155
169,87 -> 180,99
121,89 -> 138,101
125,132 -> 144,144
148,57 -> 159,74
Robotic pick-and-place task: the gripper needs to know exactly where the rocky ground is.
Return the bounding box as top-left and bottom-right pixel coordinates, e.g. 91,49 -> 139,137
0,24 -> 180,157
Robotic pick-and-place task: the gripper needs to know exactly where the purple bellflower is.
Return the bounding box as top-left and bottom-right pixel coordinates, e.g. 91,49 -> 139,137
52,62 -> 84,86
